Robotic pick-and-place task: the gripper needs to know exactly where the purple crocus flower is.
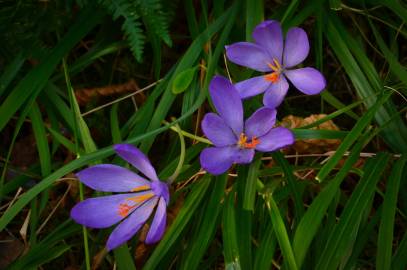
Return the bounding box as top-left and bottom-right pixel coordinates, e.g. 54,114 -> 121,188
70,144 -> 169,251
225,20 -> 326,108
200,75 -> 294,175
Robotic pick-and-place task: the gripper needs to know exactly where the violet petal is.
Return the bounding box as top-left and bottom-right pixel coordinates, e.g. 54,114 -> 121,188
234,148 -> 255,164
253,20 -> 284,63
256,127 -> 295,152
245,107 -> 277,139
76,164 -> 150,192
114,144 -> 159,181
209,76 -> 243,135
225,42 -> 271,72
284,67 -> 326,95
283,27 -> 310,68
200,146 -> 237,175
70,193 -> 139,228
201,113 -> 237,147
145,197 -> 167,244
234,76 -> 272,99
106,197 -> 158,251
262,75 -> 289,108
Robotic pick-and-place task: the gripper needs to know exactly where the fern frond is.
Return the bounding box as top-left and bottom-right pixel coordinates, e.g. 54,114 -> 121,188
100,0 -> 146,62
138,0 -> 172,46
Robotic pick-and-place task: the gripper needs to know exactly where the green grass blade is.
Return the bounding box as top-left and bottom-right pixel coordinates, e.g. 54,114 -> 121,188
223,187 -> 242,270
0,7 -> 104,132
316,92 -> 390,182
377,156 -> 406,270
143,176 -> 212,269
316,153 -> 390,270
264,193 -> 298,270
0,52 -> 25,97
293,129 -> 375,268
243,155 -> 262,211
181,174 -> 227,269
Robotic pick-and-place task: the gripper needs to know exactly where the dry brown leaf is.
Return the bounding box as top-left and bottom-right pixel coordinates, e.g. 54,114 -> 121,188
282,114 -> 341,154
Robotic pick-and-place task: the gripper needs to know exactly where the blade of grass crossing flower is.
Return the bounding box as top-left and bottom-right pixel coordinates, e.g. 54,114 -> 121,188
62,58 -> 94,270
264,193 -> 298,270
376,157 -> 407,270
315,153 -> 390,270
223,188 -> 242,270
143,176 -> 212,270
0,7 -> 104,132
316,92 -> 391,182
243,155 -> 262,211
181,175 -> 227,270
293,129 -> 376,268
0,107 -> 203,231
272,152 -> 304,220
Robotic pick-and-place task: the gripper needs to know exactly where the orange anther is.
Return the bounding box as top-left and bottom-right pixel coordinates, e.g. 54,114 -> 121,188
118,203 -> 133,217
131,185 -> 150,192
238,134 -> 260,149
264,72 -> 279,83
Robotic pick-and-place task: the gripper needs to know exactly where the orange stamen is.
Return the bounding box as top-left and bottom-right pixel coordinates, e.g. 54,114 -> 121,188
264,72 -> 279,83
238,133 -> 260,149
131,185 -> 150,192
117,192 -> 155,217
118,203 -> 135,217
265,58 -> 282,83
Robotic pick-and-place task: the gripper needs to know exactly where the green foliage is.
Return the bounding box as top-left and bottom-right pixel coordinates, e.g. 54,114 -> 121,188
0,0 -> 406,269
99,0 -> 172,62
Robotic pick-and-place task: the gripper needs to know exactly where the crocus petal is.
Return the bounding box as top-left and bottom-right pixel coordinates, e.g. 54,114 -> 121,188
145,197 -> 167,244
256,127 -> 295,152
262,76 -> 289,109
209,76 -> 243,135
245,107 -> 277,138
76,164 -> 150,192
253,20 -> 283,63
225,42 -> 272,72
114,144 -> 159,181
71,193 -> 140,228
235,76 -> 272,99
200,146 -> 237,175
284,67 -> 326,95
234,148 -> 255,164
283,27 -> 310,68
201,113 -> 237,147
106,197 -> 158,251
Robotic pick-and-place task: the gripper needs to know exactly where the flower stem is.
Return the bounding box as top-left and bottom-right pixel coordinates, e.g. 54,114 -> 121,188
167,121 -> 186,184
163,120 -> 212,145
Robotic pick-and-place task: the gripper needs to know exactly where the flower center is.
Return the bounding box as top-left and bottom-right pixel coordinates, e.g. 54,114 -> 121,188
118,192 -> 155,217
264,58 -> 282,83
238,133 -> 260,149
